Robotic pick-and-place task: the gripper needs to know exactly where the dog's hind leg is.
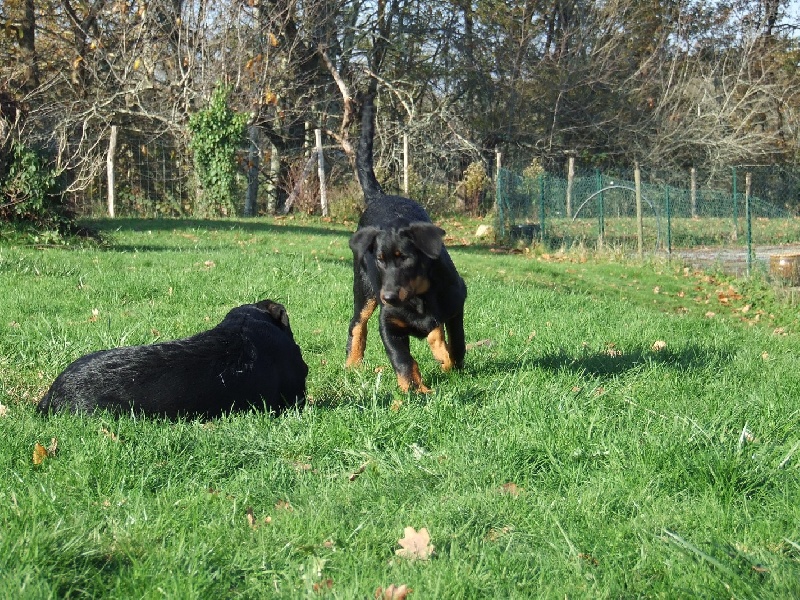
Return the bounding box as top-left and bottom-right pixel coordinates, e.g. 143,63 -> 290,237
346,294 -> 377,367
445,310 -> 466,369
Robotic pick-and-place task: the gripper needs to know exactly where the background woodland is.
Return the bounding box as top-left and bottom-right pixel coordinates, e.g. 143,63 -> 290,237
1,0 -> 799,219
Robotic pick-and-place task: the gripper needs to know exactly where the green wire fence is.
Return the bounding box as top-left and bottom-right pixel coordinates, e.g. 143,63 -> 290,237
496,166 -> 800,273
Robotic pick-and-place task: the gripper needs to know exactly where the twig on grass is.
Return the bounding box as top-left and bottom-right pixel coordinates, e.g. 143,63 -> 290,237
348,461 -> 370,481
778,441 -> 800,469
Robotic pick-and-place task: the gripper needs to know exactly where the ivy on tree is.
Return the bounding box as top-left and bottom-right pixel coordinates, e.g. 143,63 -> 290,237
188,85 -> 247,217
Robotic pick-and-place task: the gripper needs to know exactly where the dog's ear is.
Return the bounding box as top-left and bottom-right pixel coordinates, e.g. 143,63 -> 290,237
257,300 -> 290,329
349,226 -> 381,254
406,223 -> 445,259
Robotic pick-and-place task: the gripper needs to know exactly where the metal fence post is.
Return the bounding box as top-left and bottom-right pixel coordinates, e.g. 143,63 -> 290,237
746,172 -> 752,275
596,168 -> 604,248
496,161 -> 505,240
635,161 -> 643,258
666,184 -> 672,256
539,174 -> 546,241
732,166 -> 738,236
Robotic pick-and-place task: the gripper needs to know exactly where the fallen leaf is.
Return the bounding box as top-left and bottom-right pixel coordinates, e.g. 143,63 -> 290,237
396,526 -> 434,561
47,437 -> 58,456
652,340 -> 667,352
500,482 -> 521,497
465,339 -> 493,350
245,506 -> 257,528
486,526 -> 513,542
375,584 -> 412,599
0,402 -> 8,417
313,579 -> 334,593
32,442 -> 48,465
100,427 -> 121,442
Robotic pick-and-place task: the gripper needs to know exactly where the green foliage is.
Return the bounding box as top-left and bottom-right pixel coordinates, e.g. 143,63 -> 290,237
0,142 -> 56,222
459,161 -> 490,214
188,85 -> 247,217
522,157 -> 544,181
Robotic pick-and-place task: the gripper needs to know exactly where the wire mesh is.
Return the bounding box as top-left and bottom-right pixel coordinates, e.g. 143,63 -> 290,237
496,166 -> 799,254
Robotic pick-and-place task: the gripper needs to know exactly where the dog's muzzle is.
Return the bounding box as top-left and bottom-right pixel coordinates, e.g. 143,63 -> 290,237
380,288 -> 409,306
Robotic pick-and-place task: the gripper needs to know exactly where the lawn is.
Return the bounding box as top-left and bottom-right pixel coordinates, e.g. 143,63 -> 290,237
1,216 -> 799,598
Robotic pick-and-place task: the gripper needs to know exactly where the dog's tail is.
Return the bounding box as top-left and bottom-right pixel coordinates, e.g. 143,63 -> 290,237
356,93 -> 384,203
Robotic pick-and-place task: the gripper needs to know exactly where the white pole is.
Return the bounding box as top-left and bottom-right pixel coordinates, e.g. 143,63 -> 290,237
315,129 -> 327,217
107,125 -> 117,218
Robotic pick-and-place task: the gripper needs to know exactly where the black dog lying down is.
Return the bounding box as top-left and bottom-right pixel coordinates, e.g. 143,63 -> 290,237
37,299 -> 308,419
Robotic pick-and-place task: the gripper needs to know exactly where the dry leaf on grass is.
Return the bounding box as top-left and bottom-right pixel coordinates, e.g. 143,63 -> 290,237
33,438 -> 58,465
465,339 -> 493,351
100,427 -> 121,442
652,340 -> 667,352
396,526 -> 434,561
0,402 -> 8,418
375,584 -> 412,599
32,442 -> 48,465
500,482 -> 521,497
313,579 -> 334,593
245,506 -> 257,529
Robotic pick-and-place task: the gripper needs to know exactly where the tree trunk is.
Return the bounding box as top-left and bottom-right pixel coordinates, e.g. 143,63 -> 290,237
245,125 -> 260,216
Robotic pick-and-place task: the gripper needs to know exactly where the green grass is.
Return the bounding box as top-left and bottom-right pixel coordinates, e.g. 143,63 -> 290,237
1,216 -> 799,598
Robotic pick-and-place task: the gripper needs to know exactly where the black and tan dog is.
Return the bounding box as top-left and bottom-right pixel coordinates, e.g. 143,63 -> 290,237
37,299 -> 308,419
346,93 -> 467,392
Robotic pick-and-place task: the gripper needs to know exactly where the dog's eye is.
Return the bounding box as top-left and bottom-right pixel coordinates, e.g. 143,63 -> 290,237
376,253 -> 385,263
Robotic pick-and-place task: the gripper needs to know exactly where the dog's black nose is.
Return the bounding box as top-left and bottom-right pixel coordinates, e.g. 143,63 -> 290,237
380,290 -> 400,305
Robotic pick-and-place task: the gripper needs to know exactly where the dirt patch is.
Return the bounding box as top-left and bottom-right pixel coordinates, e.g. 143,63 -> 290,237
672,244 -> 800,278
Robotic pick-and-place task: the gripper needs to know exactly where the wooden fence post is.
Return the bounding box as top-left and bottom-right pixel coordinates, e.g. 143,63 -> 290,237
690,167 -> 697,218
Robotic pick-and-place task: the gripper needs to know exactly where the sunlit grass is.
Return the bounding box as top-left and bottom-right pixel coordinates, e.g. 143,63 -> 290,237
1,216 -> 799,597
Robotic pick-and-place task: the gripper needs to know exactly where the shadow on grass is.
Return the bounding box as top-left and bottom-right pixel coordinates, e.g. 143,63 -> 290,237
529,345 -> 733,378
87,217 -> 353,239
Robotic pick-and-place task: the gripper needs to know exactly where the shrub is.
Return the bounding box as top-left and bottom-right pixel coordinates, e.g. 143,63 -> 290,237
0,141 -> 57,224
188,85 -> 247,217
